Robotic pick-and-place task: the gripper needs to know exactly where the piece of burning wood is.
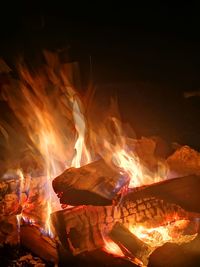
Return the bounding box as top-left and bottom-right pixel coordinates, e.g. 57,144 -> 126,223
0,193 -> 21,216
124,175 -> 200,214
109,222 -> 153,266
0,174 -> 22,216
52,159 -> 128,205
148,236 -> 200,267
0,175 -> 22,247
51,195 -> 195,256
22,176 -> 52,226
20,224 -> 58,263
167,145 -> 200,178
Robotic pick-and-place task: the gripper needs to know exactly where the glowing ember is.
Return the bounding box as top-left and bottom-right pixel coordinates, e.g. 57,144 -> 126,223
129,220 -> 197,248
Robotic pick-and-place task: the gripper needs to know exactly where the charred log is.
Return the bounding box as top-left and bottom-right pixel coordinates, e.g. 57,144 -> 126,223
20,225 -> 58,263
124,175 -> 200,214
51,195 -> 194,256
52,159 -> 128,205
109,222 -> 153,266
149,235 -> 200,267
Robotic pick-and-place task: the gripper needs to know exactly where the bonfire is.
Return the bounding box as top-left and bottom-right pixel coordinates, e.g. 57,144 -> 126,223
0,51 -> 200,267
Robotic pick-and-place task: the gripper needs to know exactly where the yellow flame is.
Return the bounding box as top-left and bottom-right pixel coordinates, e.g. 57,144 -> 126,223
102,238 -> 124,257
1,52 -> 93,236
94,117 -> 166,188
112,148 -> 165,188
2,52 -> 195,254
71,97 -> 91,168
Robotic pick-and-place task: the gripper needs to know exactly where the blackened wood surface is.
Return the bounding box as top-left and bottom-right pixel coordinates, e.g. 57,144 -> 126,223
109,222 -> 152,266
53,159 -> 128,205
20,225 -> 58,263
124,175 -> 200,214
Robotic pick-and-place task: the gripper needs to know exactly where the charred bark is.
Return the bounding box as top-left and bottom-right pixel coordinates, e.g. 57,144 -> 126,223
124,175 -> 200,214
51,195 -> 193,256
52,159 -> 128,205
109,222 -> 153,266
20,225 -> 58,263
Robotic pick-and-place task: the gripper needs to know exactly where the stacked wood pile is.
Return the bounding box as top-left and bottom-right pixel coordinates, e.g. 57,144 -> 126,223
51,138 -> 200,266
1,137 -> 200,267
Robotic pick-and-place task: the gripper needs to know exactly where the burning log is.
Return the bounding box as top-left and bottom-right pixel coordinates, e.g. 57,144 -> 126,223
149,233 -> 200,267
52,159 -> 128,205
0,178 -> 22,216
51,193 -> 196,256
22,175 -> 52,226
20,225 -> 58,263
124,175 -> 200,214
109,222 -> 153,266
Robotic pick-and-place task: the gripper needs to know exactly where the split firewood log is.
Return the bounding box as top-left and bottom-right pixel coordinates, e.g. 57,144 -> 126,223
51,194 -> 197,256
149,234 -> 200,267
52,159 -> 129,205
109,222 -> 153,266
22,176 -> 51,226
20,225 -> 58,263
125,175 -> 200,214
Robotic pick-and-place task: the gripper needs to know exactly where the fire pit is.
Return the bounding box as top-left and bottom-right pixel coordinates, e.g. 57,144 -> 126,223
0,51 -> 200,267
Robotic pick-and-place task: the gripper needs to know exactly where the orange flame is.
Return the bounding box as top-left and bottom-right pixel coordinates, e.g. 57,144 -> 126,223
71,97 -> 91,168
102,238 -> 124,257
89,115 -> 167,188
2,52 -> 91,236
1,52 -> 197,258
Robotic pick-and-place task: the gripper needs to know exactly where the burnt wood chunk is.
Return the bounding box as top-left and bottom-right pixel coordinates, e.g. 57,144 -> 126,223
51,195 -> 194,256
124,175 -> 200,214
20,225 -> 58,263
149,234 -> 200,267
109,222 -> 153,266
53,159 -> 128,205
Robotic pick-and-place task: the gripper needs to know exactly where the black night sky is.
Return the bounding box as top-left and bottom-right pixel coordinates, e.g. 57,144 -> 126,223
1,2 -> 200,147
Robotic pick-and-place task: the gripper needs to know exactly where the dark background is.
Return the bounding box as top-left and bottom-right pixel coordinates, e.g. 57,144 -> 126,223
1,2 -> 200,148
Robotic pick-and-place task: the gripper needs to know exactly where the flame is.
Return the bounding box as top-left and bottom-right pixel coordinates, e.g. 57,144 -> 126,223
2,51 -> 92,236
1,52 -> 197,260
71,97 -> 91,168
102,238 -> 124,257
102,220 -> 197,261
90,115 -> 167,188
